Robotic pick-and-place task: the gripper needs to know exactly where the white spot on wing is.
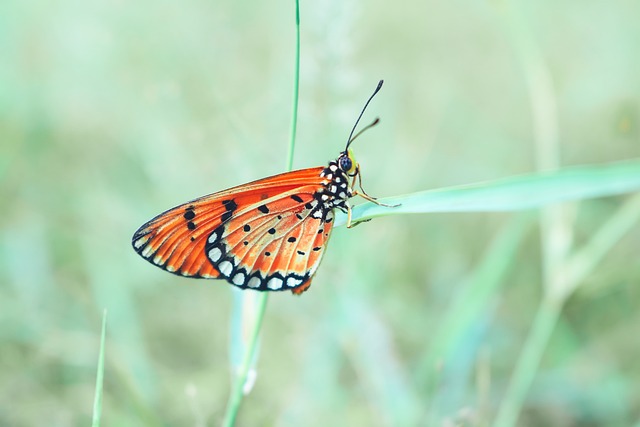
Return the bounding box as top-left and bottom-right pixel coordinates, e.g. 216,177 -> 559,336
208,247 -> 222,262
208,231 -> 219,243
233,272 -> 245,285
247,277 -> 261,288
286,277 -> 303,288
267,277 -> 283,290
141,245 -> 154,258
218,260 -> 233,277
133,237 -> 147,249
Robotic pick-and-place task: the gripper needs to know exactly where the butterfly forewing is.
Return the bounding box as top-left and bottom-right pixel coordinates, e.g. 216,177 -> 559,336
132,166 -> 335,293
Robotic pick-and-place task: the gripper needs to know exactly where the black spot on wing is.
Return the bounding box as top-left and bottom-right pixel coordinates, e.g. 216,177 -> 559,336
222,199 -> 238,211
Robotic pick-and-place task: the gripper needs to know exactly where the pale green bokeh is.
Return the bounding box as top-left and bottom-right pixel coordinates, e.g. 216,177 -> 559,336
1,0 -> 639,426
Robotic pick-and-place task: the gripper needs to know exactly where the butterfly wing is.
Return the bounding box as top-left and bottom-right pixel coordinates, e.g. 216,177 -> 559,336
132,166 -> 334,293
207,189 -> 335,293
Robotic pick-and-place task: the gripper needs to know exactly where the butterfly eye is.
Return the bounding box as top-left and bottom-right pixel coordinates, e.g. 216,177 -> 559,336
338,150 -> 357,175
338,155 -> 352,172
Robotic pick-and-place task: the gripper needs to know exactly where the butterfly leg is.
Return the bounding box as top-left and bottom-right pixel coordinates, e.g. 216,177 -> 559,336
346,200 -> 354,228
344,198 -> 372,228
352,164 -> 400,208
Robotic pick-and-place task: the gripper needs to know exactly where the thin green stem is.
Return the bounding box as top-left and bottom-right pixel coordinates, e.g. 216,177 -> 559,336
221,298 -> 268,427
221,1 -> 301,426
92,309 -> 107,427
286,0 -> 300,171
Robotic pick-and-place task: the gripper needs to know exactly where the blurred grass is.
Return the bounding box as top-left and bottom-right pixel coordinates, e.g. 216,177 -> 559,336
1,0 -> 640,426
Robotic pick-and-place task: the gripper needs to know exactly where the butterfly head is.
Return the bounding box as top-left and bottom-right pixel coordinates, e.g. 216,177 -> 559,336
338,149 -> 358,176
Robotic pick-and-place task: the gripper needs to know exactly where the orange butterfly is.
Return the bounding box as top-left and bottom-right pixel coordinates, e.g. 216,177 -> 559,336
132,80 -> 392,294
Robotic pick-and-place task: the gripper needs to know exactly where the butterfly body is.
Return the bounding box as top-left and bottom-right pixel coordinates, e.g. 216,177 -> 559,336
132,156 -> 356,294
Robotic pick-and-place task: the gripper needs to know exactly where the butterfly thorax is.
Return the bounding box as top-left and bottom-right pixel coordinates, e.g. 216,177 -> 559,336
315,159 -> 353,214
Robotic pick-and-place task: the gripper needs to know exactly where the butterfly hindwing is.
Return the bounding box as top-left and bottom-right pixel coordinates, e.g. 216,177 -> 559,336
207,191 -> 335,292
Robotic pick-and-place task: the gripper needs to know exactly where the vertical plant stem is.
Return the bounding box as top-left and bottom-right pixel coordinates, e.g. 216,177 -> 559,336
492,298 -> 561,427
92,309 -> 107,427
221,297 -> 268,427
287,0 -> 301,172
221,1 -> 301,426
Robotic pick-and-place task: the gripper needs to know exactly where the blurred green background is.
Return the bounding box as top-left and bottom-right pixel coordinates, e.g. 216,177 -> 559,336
1,0 -> 639,425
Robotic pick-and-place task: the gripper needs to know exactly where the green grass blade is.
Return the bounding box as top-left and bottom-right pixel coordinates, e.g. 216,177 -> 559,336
92,309 -> 107,427
286,0 -> 300,172
228,289 -> 261,386
222,293 -> 268,427
336,158 -> 640,226
553,192 -> 640,301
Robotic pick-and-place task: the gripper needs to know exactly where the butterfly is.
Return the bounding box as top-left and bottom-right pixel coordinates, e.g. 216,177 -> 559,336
132,80 -> 393,294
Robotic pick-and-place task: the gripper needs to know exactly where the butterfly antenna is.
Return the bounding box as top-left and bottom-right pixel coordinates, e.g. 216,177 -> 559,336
347,117 -> 380,147
345,80 -> 383,150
